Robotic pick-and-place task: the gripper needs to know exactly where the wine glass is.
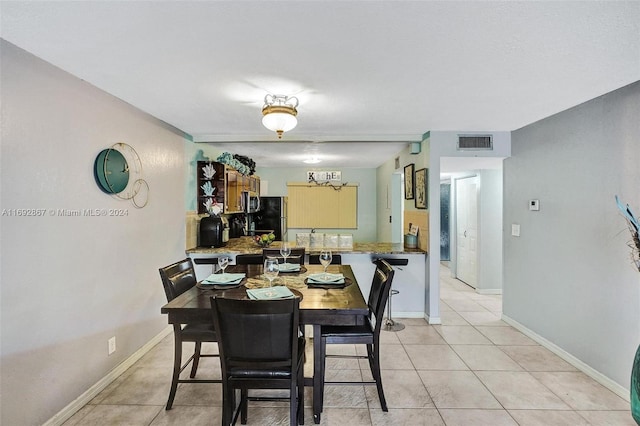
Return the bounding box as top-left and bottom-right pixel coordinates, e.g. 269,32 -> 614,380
319,249 -> 332,279
280,242 -> 291,265
263,258 -> 280,287
218,256 -> 229,275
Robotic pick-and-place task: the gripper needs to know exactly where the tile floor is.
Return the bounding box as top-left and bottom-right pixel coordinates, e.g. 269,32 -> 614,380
63,266 -> 634,425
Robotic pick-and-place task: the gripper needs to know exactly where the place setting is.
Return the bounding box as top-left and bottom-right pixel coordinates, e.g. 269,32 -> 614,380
304,250 -> 352,289
196,256 -> 246,289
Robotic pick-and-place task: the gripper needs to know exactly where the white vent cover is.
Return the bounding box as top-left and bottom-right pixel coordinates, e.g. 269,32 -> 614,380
457,135 -> 493,150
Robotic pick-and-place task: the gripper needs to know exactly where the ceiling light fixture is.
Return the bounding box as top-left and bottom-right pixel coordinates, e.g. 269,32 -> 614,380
262,94 -> 298,139
303,157 -> 321,164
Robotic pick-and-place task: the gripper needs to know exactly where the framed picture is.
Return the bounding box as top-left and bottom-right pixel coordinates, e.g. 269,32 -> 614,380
415,168 -> 428,209
404,163 -> 414,200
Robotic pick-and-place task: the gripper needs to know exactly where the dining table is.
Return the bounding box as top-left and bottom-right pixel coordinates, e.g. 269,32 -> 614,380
160,263 -> 368,424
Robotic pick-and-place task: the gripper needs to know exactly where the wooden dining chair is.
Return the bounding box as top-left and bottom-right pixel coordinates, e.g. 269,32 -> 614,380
234,254 -> 263,265
210,297 -> 305,426
262,247 -> 306,265
319,258 -> 395,411
308,254 -> 342,265
159,259 -> 221,410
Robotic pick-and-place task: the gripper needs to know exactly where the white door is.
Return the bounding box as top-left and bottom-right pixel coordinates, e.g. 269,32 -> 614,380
455,176 -> 478,288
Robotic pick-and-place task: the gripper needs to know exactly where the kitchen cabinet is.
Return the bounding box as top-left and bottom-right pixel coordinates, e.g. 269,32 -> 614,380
287,182 -> 358,228
197,162 -> 260,214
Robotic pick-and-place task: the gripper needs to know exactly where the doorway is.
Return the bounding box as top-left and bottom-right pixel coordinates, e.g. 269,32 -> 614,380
440,182 -> 451,261
455,175 -> 479,288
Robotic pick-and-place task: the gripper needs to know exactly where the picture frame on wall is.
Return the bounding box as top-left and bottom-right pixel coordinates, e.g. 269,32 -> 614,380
415,168 -> 428,209
404,163 -> 414,200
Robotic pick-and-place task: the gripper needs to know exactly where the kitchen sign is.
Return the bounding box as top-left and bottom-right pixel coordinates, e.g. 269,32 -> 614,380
307,171 -> 342,182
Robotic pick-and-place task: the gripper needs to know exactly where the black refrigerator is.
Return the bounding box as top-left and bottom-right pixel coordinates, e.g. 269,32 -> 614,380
254,196 -> 288,241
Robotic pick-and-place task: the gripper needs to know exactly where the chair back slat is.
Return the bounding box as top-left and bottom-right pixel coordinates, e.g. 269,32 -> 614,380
159,258 -> 197,302
367,259 -> 395,330
263,248 -> 306,265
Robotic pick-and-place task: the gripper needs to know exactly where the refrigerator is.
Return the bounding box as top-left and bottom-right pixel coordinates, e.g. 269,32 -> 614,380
254,196 -> 288,241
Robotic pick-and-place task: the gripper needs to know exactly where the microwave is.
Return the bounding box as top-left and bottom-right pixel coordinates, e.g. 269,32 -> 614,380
242,191 -> 261,213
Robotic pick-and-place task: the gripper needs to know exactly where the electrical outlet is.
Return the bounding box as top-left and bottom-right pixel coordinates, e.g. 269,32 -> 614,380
108,336 -> 116,355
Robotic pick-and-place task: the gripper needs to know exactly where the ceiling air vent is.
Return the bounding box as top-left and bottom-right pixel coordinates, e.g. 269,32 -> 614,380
457,135 -> 493,151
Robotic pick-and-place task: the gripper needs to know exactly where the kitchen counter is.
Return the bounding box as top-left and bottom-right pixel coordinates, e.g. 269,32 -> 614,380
186,236 -> 426,255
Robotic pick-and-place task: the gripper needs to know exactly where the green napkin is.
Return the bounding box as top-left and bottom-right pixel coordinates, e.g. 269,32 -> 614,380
279,263 -> 301,272
246,286 -> 295,300
202,273 -> 245,285
307,273 -> 345,284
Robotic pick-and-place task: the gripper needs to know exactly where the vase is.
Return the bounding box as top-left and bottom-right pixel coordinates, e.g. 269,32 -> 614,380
632,344 -> 640,424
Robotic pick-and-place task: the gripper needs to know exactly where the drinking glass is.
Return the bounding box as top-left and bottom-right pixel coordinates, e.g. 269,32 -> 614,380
218,256 -> 229,275
319,249 -> 332,279
280,242 -> 291,264
263,258 -> 279,287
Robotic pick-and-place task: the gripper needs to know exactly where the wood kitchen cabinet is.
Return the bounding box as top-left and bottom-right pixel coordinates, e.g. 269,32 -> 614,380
287,182 -> 358,228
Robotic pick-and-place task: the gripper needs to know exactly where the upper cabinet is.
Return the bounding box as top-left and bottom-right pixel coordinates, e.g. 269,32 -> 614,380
197,161 -> 260,215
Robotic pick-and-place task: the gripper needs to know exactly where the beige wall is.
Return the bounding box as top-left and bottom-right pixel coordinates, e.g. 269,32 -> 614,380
0,40 -> 190,425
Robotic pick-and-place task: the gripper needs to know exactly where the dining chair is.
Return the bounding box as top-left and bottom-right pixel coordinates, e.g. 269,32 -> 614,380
234,254 -> 264,265
319,258 -> 395,411
210,296 -> 305,426
159,259 -> 221,410
262,247 -> 306,265
308,254 -> 342,265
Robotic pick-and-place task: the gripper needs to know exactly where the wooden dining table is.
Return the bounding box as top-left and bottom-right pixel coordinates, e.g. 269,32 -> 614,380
160,263 -> 368,424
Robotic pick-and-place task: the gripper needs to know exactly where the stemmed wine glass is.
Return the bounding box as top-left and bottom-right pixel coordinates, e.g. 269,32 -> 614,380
218,256 -> 229,275
280,242 -> 291,265
319,249 -> 332,280
263,258 -> 280,287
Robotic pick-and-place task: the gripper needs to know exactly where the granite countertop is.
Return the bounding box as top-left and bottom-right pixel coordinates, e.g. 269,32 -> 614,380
186,236 -> 426,255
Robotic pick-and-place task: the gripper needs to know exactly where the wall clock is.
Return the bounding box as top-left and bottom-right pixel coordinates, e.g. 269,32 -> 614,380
94,142 -> 149,208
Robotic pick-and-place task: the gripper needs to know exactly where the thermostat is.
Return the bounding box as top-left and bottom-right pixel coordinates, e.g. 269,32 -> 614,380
529,199 -> 540,211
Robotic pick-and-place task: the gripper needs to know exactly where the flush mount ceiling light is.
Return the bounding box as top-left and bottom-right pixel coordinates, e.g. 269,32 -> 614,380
303,157 -> 321,164
262,94 -> 298,139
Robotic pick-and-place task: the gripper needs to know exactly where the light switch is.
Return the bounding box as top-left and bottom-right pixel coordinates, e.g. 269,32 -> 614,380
511,224 -> 521,237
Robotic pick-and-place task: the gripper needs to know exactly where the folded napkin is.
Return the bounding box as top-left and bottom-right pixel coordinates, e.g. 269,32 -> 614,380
307,273 -> 345,284
246,286 -> 295,300
201,273 -> 245,285
279,262 -> 301,272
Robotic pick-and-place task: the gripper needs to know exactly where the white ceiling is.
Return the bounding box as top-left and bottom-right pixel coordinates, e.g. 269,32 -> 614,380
1,1 -> 639,168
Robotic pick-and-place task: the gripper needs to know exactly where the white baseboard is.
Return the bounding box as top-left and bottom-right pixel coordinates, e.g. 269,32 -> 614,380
501,314 -> 629,402
393,311 -> 427,319
425,314 -> 442,324
43,326 -> 173,426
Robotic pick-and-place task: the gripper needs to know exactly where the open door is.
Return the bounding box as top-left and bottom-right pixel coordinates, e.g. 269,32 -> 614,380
455,176 -> 478,288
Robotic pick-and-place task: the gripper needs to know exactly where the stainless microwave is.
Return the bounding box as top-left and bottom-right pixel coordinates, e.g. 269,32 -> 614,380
242,191 -> 261,213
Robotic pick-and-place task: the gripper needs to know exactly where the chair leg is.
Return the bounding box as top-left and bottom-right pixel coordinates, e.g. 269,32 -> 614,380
190,341 -> 202,378
319,336 -> 327,412
290,381 -> 297,426
370,344 -> 388,411
166,329 -> 182,410
240,388 -> 248,424
222,384 -> 234,426
297,363 -> 305,425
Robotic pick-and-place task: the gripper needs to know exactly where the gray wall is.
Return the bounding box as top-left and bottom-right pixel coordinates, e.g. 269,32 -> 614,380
503,81 -> 640,390
0,41 -> 189,424
256,166 -> 378,242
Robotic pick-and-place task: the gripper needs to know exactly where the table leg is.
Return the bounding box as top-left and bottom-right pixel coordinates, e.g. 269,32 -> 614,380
313,324 -> 322,424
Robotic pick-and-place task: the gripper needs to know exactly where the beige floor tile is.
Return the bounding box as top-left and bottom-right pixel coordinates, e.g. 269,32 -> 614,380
316,407 -> 372,425
438,409 -> 518,426
458,311 -> 508,326
366,369 -> 434,409
405,344 -> 468,370
239,406 -> 300,425
418,370 -> 501,409
62,405 -> 96,425
325,343 -> 361,370
576,410 -> 637,425
508,409 -> 591,425
363,343 -> 414,370
499,345 -> 577,372
66,404 -> 162,425
379,328 -> 402,343
99,366 -> 171,406
477,299 -> 503,312
150,405 -> 223,425
531,371 -> 630,410
439,301 -> 454,312
451,345 -> 523,371
370,408 -> 444,425
440,310 -> 470,325
322,369 -> 368,408
442,298 -> 489,312
433,325 -> 493,345
475,326 -> 538,345
396,325 -> 447,345
475,371 -> 570,410
398,317 -> 430,326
